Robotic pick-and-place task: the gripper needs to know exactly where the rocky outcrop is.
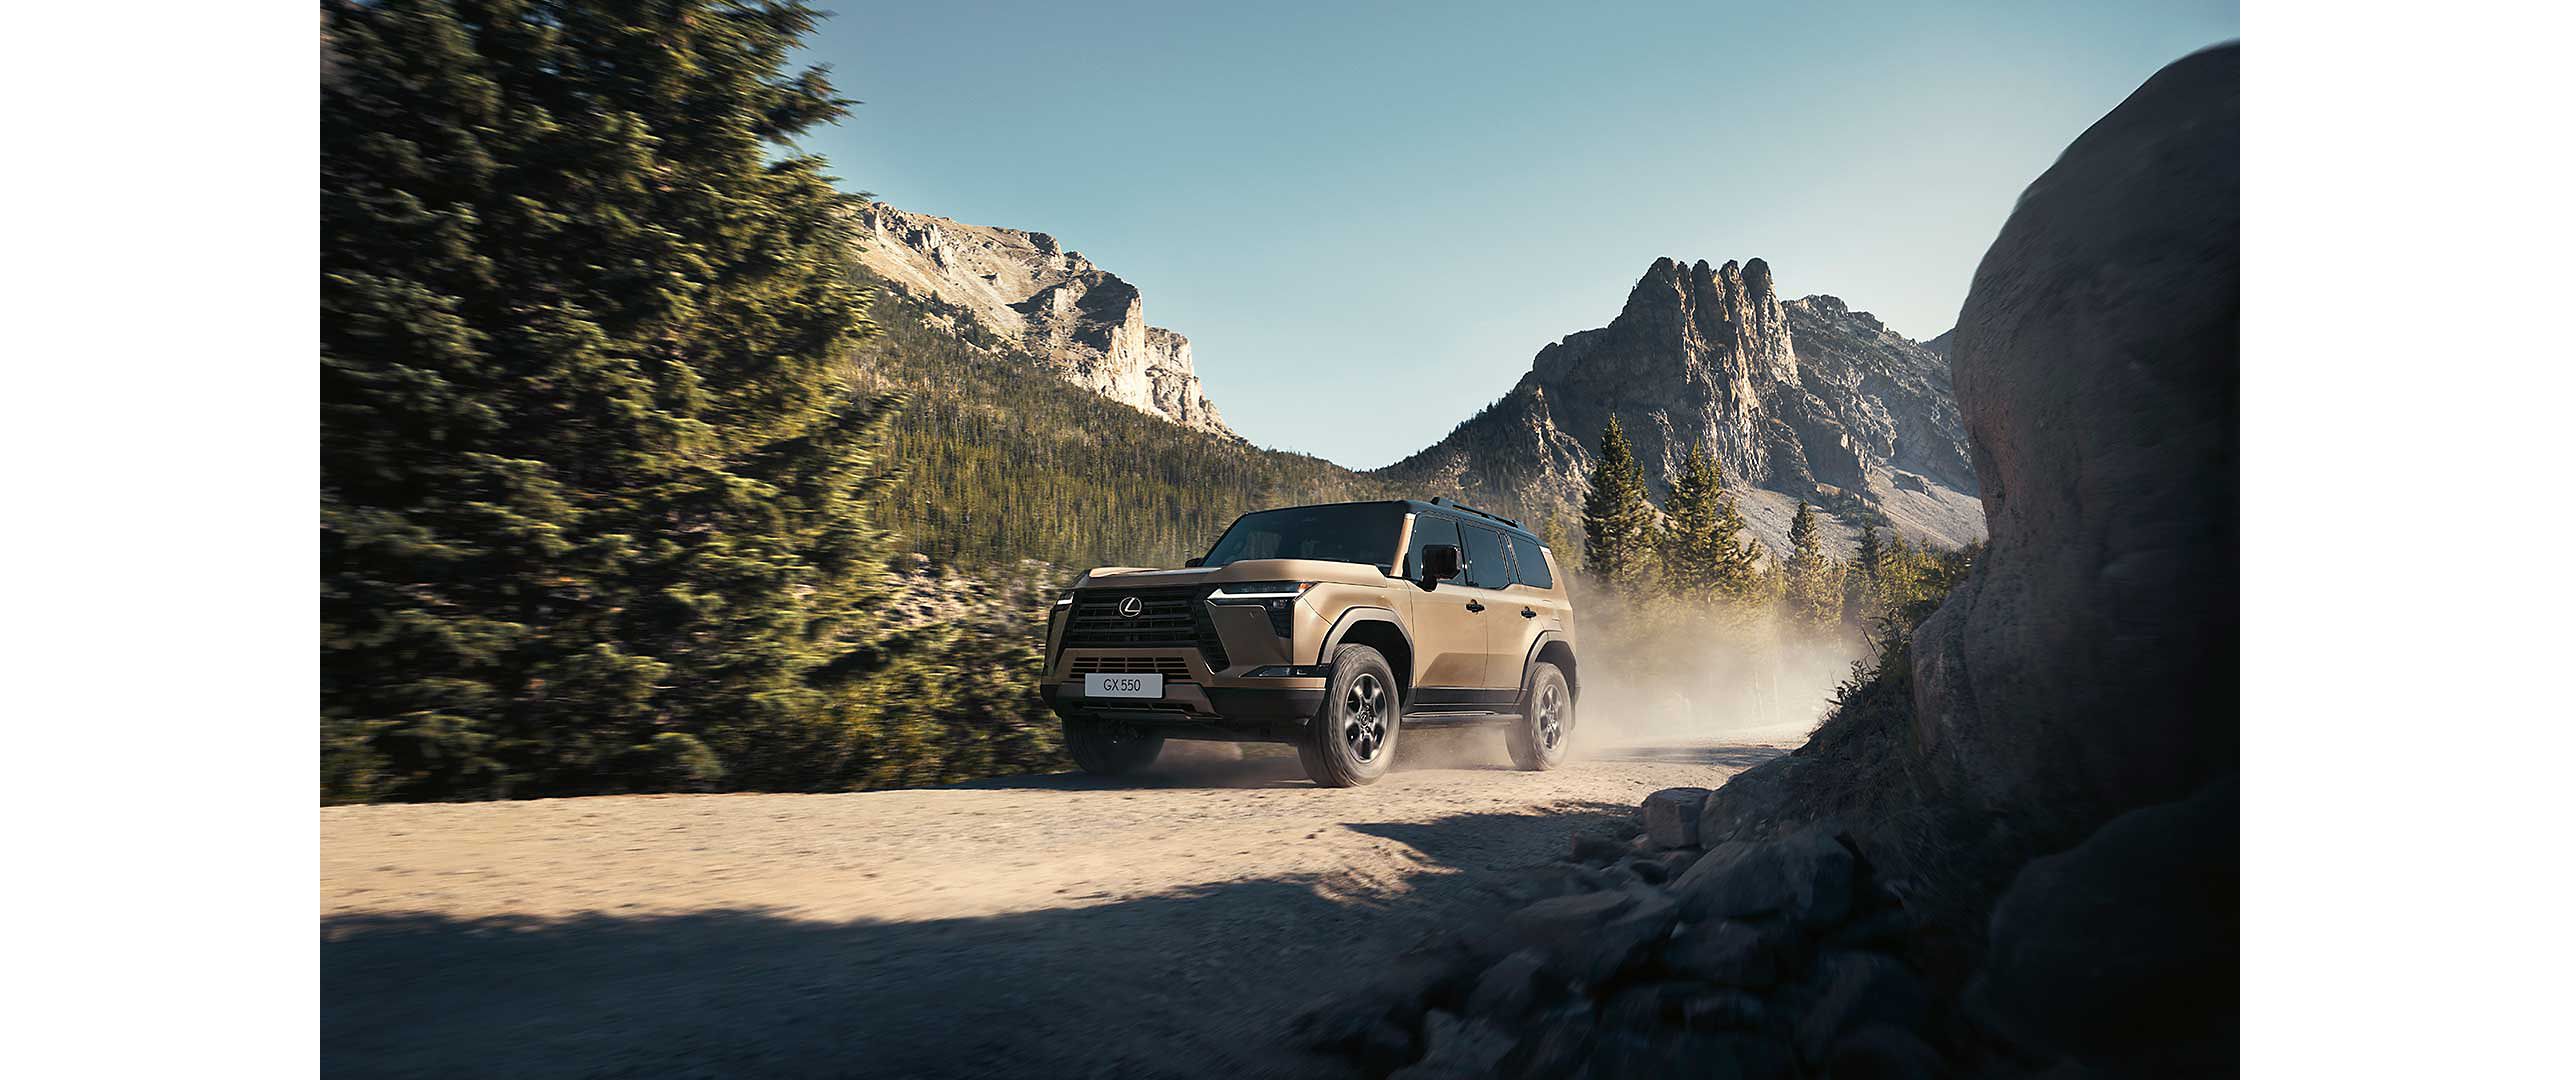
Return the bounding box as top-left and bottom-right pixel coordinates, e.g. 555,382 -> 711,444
853,203 -> 1234,437
1910,42 -> 2239,851
1378,258 -> 1986,556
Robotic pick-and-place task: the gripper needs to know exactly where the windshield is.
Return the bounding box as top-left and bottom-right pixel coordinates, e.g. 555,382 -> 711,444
1199,503 -> 1405,573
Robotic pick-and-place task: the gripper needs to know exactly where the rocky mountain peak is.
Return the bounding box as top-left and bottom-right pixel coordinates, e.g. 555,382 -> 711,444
1386,257 -> 1985,555
852,203 -> 1234,437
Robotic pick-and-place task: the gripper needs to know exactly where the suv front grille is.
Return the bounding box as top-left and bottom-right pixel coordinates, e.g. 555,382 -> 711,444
1068,655 -> 1190,677
1062,586 -> 1229,672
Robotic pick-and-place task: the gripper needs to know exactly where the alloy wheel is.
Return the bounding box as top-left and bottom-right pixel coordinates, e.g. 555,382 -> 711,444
1343,672 -> 1387,763
1536,683 -> 1564,750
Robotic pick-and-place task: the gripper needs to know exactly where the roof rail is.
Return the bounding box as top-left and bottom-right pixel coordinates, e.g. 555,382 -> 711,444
1427,496 -> 1522,529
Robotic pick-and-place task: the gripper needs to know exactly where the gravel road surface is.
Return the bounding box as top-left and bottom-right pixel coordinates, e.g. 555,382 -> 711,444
323,729 -> 1799,1079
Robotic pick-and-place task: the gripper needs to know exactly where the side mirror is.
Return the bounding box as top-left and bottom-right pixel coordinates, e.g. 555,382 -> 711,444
1420,543 -> 1464,585
1183,557 -> 1205,568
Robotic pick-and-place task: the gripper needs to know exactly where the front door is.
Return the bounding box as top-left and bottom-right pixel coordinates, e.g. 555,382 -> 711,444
1401,512 -> 1487,688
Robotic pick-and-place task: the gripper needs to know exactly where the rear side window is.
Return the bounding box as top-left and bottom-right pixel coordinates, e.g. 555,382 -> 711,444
1404,514 -> 1462,579
1510,534 -> 1555,589
1459,523 -> 1516,590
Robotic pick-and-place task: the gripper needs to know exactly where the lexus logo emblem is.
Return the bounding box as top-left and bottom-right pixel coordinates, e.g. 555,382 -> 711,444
1117,596 -> 1144,618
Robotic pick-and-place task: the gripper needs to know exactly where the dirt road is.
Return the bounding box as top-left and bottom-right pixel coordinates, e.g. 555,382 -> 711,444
323,729 -> 1800,1079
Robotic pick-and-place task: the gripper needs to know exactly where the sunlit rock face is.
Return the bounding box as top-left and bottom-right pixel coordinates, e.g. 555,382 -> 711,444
854,203 -> 1233,437
1381,257 -> 1984,556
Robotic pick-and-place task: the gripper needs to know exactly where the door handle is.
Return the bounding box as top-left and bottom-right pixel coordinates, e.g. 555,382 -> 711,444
1520,608 -> 1537,618
1465,599 -> 1485,612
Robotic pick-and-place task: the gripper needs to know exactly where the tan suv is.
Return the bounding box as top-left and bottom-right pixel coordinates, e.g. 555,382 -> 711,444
1039,498 -> 1580,786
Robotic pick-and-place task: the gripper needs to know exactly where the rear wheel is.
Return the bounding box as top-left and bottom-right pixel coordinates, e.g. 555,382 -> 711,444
1063,717 -> 1164,776
1507,662 -> 1572,771
1298,644 -> 1399,787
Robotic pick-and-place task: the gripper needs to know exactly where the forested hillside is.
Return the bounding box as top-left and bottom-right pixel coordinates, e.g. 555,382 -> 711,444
849,288 -> 1393,569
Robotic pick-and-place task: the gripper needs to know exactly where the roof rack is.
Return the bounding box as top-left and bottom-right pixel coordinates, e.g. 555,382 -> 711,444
1427,496 -> 1522,529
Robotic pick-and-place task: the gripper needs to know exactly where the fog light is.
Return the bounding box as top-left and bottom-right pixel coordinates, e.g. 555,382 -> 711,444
1244,664 -> 1331,678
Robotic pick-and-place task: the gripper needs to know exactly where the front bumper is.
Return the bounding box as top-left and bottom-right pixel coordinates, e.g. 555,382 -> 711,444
1042,678 -> 1328,742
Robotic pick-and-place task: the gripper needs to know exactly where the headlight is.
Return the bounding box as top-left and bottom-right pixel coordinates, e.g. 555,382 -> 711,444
1207,581 -> 1313,637
1206,581 -> 1314,601
1054,590 -> 1076,607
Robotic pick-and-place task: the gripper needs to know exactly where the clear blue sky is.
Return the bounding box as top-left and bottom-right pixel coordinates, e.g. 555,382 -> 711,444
796,1 -> 2237,468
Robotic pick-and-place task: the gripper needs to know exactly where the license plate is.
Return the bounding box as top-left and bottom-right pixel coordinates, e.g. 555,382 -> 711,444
1083,673 -> 1164,699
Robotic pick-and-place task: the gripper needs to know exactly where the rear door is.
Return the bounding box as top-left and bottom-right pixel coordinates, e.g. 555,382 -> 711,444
1501,532 -> 1567,686
1461,523 -> 1535,693
1401,512 -> 1487,688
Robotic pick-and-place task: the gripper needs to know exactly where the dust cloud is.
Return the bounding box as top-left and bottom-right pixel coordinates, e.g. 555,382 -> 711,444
1142,593 -> 1870,782
1566,591 -> 1864,752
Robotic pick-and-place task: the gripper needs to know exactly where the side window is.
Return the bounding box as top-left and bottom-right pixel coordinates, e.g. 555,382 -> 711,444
1404,514 -> 1462,579
1510,534 -> 1555,589
1460,523 -> 1516,590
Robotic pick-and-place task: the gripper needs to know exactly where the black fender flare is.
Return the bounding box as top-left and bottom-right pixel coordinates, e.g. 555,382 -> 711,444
1516,631 -> 1578,701
1319,606 -> 1412,681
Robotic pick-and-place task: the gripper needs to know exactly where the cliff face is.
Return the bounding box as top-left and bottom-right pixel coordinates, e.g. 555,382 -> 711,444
853,204 -> 1233,437
1380,259 -> 1985,554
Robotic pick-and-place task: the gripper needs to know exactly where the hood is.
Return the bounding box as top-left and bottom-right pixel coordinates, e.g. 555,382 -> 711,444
1072,559 -> 1400,589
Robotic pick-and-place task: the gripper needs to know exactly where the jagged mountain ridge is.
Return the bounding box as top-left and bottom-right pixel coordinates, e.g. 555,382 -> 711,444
852,203 -> 1234,437
1378,257 -> 1986,555
850,200 -> 1983,560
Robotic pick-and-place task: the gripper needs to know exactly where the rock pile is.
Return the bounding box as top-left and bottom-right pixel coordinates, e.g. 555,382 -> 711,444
1297,796 -> 1960,1079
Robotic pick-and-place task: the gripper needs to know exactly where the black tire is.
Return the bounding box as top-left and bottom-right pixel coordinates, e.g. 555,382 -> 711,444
1507,662 -> 1572,771
1062,717 -> 1164,777
1298,644 -> 1400,787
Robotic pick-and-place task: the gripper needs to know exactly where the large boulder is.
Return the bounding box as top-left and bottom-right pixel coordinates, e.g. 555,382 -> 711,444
1914,42 -> 2240,849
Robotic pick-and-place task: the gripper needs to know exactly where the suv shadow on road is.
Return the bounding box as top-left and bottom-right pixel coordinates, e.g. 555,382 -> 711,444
325,803 -> 1638,1080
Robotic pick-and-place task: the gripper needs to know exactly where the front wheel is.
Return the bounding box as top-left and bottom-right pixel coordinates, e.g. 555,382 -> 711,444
1063,717 -> 1164,776
1507,662 -> 1572,770
1298,644 -> 1399,787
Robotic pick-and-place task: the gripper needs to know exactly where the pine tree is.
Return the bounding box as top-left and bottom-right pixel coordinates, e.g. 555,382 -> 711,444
1581,415 -> 1658,586
1780,500 -> 1844,636
1706,483 -> 1765,603
1843,523 -> 1885,632
322,0 -> 889,800
1658,442 -> 1765,603
1877,531 -> 1922,628
1660,442 -> 1715,594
